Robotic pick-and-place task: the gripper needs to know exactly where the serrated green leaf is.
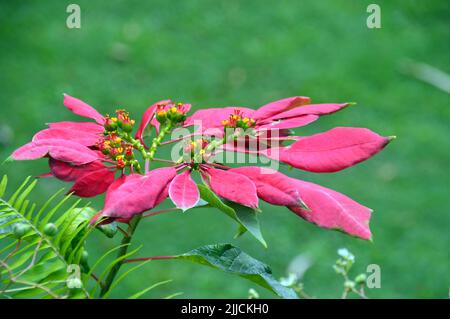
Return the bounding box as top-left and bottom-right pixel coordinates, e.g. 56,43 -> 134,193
175,243 -> 297,299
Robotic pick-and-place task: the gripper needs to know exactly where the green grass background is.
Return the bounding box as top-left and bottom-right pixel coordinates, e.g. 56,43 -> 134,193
0,0 -> 448,298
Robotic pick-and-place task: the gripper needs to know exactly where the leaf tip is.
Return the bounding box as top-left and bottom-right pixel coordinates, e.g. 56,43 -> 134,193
388,135 -> 397,141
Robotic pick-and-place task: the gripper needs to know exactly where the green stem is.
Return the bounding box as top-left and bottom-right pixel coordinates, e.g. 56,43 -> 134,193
148,124 -> 172,160
99,215 -> 142,297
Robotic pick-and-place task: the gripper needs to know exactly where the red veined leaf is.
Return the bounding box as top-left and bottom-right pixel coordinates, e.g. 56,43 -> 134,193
229,166 -> 306,207
49,158 -> 107,182
258,115 -> 319,130
33,128 -> 100,146
264,103 -> 350,122
202,167 -> 258,208
47,121 -> 104,134
69,168 -> 115,197
253,96 -> 311,120
135,100 -> 170,146
63,94 -> 105,124
265,127 -> 392,172
12,138 -> 99,165
102,167 -> 177,219
169,170 -> 200,211
288,179 -> 372,240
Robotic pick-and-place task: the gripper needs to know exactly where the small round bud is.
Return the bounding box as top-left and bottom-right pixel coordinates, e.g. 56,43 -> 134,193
156,110 -> 167,124
344,280 -> 355,290
13,223 -> 31,238
44,223 -> 58,236
81,250 -> 89,264
355,274 -> 367,284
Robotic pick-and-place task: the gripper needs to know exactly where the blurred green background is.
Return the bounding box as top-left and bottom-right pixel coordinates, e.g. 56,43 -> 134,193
0,0 -> 449,298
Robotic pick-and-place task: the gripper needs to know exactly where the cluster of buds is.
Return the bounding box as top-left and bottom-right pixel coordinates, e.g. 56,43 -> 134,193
104,109 -> 136,133
97,133 -> 134,169
221,109 -> 256,130
183,138 -> 210,163
155,101 -> 190,125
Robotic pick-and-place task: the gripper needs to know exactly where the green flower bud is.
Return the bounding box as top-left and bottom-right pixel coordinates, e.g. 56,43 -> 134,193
13,223 -> 31,239
81,250 -> 89,264
344,280 -> 355,290
355,274 -> 367,284
43,223 -> 58,237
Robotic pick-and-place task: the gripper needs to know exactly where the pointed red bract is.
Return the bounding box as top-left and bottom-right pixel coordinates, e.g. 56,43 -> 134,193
49,158 -> 115,197
69,168 -> 115,198
185,107 -> 255,131
252,96 -> 311,120
169,170 -> 199,211
63,94 -> 105,125
33,128 -> 100,146
288,179 -> 372,240
48,121 -> 104,134
101,167 -> 177,219
258,115 -> 319,130
229,166 -> 304,207
202,167 -> 258,208
135,100 -> 170,146
265,127 -> 391,172
49,158 -> 106,182
263,103 -> 349,121
12,139 -> 99,165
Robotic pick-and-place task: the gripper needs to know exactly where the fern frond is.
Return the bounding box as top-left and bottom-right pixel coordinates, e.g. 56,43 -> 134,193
0,175 -> 93,299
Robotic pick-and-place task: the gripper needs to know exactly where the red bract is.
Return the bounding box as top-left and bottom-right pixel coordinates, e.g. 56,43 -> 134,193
229,166 -> 372,240
98,167 -> 177,221
63,93 -> 105,125
262,127 -> 392,173
12,138 -> 99,165
12,94 -> 120,197
184,96 -> 349,137
201,167 -> 259,209
49,158 -> 115,198
136,100 -> 191,143
168,170 -> 200,211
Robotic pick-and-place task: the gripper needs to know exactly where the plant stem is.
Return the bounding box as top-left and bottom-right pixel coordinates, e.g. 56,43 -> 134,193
148,124 -> 172,160
124,255 -> 175,263
99,215 -> 141,297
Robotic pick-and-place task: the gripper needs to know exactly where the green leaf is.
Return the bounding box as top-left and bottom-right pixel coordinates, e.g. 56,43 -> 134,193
128,279 -> 172,299
175,243 -> 297,299
198,185 -> 266,247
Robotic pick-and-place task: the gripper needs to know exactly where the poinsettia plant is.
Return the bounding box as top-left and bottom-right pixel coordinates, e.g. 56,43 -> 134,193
3,93 -> 393,298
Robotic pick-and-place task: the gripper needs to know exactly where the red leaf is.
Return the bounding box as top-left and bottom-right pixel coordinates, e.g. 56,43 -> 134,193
264,103 -> 350,121
33,128 -> 100,146
135,100 -> 170,146
63,94 -> 105,125
265,127 -> 392,172
12,138 -> 99,165
288,179 -> 372,240
229,166 -> 305,207
202,167 -> 258,208
69,168 -> 115,198
169,170 -> 199,211
49,158 -> 106,182
253,96 -> 311,120
102,167 -> 177,219
48,121 -> 104,134
185,107 -> 255,131
257,115 -> 319,130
